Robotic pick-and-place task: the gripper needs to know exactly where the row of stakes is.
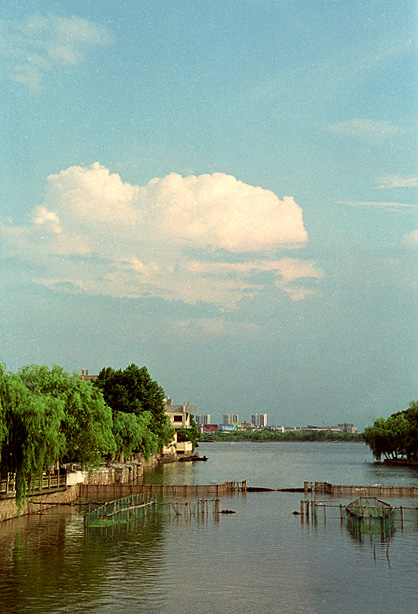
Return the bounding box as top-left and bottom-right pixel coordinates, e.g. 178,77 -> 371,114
298,499 -> 418,529
166,498 -> 226,519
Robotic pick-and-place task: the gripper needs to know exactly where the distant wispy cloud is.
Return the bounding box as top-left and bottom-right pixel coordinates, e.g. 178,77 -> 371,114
0,163 -> 323,308
403,230 -> 418,248
339,200 -> 418,211
327,119 -> 405,143
0,14 -> 112,90
249,29 -> 414,116
375,175 -> 418,189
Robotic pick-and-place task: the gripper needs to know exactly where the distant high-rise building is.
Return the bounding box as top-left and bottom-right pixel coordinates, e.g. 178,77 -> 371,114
195,414 -> 211,427
222,413 -> 239,425
251,413 -> 267,427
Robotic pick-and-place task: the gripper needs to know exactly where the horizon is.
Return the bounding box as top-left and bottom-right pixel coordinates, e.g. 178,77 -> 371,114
1,1 -> 417,432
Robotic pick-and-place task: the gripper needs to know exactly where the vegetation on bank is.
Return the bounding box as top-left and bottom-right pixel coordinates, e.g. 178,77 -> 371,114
0,363 -> 174,507
176,414 -> 200,451
93,364 -> 173,457
199,430 -> 363,443
363,400 -> 418,461
3,357 -> 415,507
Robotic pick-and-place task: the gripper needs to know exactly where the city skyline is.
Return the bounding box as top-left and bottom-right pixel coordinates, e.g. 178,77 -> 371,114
1,1 -> 417,431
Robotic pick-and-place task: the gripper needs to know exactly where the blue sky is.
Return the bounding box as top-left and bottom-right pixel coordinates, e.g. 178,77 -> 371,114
1,0 -> 417,428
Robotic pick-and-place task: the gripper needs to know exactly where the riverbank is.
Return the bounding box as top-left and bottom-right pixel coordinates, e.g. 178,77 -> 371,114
0,451 -> 178,522
383,458 -> 418,467
199,431 -> 363,443
0,485 -> 79,523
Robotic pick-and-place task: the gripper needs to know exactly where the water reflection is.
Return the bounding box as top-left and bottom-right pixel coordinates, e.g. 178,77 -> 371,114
1,443 -> 418,614
0,507 -> 168,614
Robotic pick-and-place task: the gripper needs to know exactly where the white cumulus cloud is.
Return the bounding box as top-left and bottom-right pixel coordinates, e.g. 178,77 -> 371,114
1,163 -> 321,308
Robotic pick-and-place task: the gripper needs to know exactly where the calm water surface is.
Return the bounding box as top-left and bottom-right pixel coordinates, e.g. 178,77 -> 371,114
1,442 -> 417,614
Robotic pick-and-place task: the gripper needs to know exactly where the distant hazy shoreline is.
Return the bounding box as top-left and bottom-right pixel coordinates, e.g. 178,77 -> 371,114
199,432 -> 363,443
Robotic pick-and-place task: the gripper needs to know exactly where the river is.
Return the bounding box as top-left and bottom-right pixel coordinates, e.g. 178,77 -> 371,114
0,442 -> 417,614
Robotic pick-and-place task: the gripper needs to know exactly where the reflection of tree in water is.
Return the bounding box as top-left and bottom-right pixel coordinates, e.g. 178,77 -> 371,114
85,511 -> 168,603
0,507 -> 167,613
142,460 -> 194,485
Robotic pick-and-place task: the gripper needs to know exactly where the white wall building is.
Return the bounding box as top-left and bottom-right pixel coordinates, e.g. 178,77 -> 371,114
163,398 -> 197,456
164,398 -> 197,429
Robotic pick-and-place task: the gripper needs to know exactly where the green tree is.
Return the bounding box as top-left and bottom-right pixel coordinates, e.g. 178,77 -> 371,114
176,414 -> 200,450
18,364 -> 116,465
364,418 -> 390,461
0,367 -> 65,507
94,364 -> 173,449
112,411 -> 158,460
0,365 -> 9,459
364,402 -> 418,461
401,401 -> 418,459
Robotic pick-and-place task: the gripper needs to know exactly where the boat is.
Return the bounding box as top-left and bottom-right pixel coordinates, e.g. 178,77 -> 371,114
178,455 -> 208,462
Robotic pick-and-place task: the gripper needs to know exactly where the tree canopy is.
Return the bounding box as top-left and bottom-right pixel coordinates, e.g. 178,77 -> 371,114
112,410 -> 158,461
94,364 -> 173,449
0,361 -> 189,508
364,400 -> 418,461
0,364 -> 116,506
18,364 -> 116,465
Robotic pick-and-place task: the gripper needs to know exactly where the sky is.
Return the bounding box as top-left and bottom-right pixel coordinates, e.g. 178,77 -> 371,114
1,0 -> 417,429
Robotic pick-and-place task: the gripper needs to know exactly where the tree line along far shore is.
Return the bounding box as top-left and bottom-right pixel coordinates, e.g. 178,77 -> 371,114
1,362 -> 417,506
205,403 -> 418,460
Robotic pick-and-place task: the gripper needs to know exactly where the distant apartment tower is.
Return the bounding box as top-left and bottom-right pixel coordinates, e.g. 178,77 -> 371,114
222,413 -> 239,425
252,413 -> 267,427
195,414 -> 211,427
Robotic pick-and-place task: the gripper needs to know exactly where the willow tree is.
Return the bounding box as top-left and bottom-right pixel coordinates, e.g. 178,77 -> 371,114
402,400 -> 418,459
364,401 -> 418,461
0,367 -> 65,507
18,364 -> 116,465
0,366 -> 8,456
112,411 -> 158,460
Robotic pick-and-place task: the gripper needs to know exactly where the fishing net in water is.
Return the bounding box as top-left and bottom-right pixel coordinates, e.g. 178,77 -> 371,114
345,497 -> 394,535
85,493 -> 158,528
